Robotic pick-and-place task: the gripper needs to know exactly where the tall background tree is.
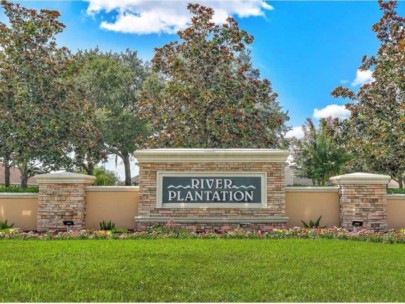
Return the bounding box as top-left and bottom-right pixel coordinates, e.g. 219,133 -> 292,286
292,118 -> 351,186
140,4 -> 289,148
73,49 -> 150,185
0,0 -> 99,187
332,0 -> 404,187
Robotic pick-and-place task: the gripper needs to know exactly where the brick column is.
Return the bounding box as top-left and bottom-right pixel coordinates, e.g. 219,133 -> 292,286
35,172 -> 95,231
330,172 -> 390,232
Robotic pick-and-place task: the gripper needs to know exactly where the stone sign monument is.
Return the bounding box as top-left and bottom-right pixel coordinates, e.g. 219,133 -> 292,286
134,149 -> 289,231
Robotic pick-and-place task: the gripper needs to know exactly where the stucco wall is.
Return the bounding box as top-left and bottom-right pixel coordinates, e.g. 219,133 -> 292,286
85,186 -> 139,230
386,195 -> 405,229
0,194 -> 38,231
285,187 -> 340,228
1,186 -> 402,231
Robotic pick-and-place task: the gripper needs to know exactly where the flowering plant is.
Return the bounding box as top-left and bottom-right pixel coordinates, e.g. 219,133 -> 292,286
1,226 -> 405,244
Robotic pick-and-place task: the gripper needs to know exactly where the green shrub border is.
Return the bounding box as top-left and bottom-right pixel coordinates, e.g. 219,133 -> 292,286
1,227 -> 405,244
0,186 -> 39,193
387,188 -> 405,194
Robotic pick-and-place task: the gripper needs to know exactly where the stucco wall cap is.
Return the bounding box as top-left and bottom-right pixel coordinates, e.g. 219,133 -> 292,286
86,186 -> 139,192
286,186 -> 339,193
0,193 -> 38,199
330,172 -> 391,185
34,172 -> 96,184
134,148 -> 289,163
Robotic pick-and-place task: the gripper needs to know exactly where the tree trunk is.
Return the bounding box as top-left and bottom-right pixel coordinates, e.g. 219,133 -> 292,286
3,154 -> 11,187
398,176 -> 404,189
21,173 -> 29,189
19,161 -> 29,189
122,153 -> 132,186
86,162 -> 94,176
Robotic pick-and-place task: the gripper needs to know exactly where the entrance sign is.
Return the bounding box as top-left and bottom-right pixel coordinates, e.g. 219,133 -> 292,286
157,172 -> 267,208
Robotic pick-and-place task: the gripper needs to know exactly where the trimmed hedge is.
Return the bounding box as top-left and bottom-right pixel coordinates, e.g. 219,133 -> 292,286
0,186 -> 39,193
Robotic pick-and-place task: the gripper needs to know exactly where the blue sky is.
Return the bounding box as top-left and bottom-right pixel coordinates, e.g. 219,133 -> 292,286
1,0 -> 403,179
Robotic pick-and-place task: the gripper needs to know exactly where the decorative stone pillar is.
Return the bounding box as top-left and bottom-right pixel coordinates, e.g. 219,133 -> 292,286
35,172 -> 95,231
330,172 -> 390,231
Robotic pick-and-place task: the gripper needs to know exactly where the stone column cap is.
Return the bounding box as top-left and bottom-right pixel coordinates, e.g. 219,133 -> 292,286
35,172 -> 96,184
134,148 -> 289,163
330,172 -> 391,185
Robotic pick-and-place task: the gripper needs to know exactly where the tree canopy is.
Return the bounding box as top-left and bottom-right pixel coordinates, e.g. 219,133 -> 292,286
140,4 -> 289,148
292,118 -> 351,186
73,49 -> 150,185
0,0 -> 98,186
332,0 -> 405,187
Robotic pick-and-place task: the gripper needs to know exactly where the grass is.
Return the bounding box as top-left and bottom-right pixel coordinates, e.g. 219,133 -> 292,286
1,240 -> 405,302
0,185 -> 39,193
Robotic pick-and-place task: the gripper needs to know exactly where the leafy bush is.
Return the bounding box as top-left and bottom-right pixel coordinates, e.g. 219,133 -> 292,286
0,220 -> 14,229
388,188 -> 405,194
111,228 -> 128,234
99,220 -> 115,231
76,167 -> 120,186
0,186 -> 39,193
301,216 -> 325,228
93,168 -> 120,186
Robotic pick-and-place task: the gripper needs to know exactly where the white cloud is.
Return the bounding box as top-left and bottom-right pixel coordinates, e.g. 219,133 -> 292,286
86,0 -> 273,34
285,126 -> 304,139
340,79 -> 348,84
351,69 -> 374,86
313,104 -> 350,120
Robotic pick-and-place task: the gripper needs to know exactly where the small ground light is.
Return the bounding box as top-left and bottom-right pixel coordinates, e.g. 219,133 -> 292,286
63,220 -> 74,232
352,220 -> 363,232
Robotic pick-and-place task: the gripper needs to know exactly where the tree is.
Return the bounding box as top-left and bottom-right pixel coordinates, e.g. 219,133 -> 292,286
73,49 -> 150,185
292,118 -> 351,186
79,167 -> 119,186
0,1 -> 98,187
332,0 -> 405,187
139,4 -> 289,148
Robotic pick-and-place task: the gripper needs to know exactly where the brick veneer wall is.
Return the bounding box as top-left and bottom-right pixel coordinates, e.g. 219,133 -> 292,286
339,184 -> 388,231
137,161 -> 287,230
37,183 -> 87,231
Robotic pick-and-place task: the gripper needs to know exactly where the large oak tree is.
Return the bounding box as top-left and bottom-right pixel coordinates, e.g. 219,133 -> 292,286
140,4 -> 289,148
0,0 -> 98,187
73,49 -> 150,185
332,0 -> 404,187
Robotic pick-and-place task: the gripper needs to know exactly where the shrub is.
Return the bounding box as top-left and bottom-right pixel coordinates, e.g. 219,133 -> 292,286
99,220 -> 115,231
388,188 -> 405,194
301,216 -> 325,228
0,220 -> 14,229
0,186 -> 39,193
93,168 -> 120,186
111,228 -> 128,234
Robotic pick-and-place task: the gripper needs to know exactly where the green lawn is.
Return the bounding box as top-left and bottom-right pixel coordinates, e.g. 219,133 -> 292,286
1,239 -> 404,302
